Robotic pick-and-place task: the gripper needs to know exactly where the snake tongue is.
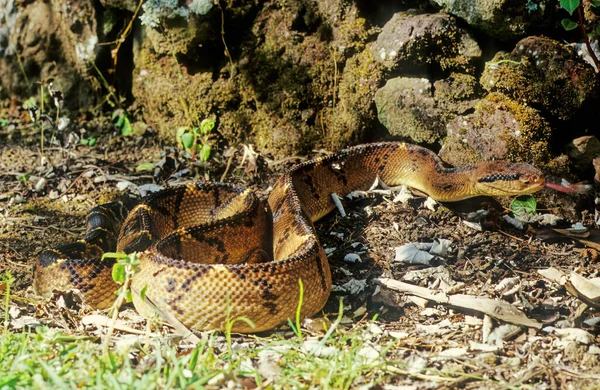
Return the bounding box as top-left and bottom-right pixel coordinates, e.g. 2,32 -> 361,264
544,182 -> 592,194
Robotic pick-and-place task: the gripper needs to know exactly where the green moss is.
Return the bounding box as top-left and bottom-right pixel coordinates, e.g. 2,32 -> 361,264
133,2 -> 383,157
325,49 -> 383,149
478,92 -> 553,167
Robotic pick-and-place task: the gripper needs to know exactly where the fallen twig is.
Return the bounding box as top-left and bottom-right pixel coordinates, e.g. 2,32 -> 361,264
376,278 -> 542,329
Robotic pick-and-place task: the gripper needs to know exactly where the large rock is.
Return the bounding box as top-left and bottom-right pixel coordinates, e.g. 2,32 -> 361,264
431,0 -> 550,39
480,36 -> 598,121
0,0 -> 104,108
374,73 -> 481,144
375,77 -> 440,144
567,136 -> 600,169
440,93 -> 555,169
370,12 -> 481,72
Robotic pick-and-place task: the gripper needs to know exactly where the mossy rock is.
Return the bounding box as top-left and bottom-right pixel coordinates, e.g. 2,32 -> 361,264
441,92 -> 566,174
132,1 -> 383,157
480,36 -> 598,121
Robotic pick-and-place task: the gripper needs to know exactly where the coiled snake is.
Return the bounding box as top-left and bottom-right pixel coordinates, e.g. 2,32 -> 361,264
33,142 -> 545,332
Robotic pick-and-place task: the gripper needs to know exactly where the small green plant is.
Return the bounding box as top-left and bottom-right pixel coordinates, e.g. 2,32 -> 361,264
101,252 -> 143,352
112,110 -> 133,136
0,118 -> 9,127
21,80 -> 65,155
79,136 -> 97,146
287,278 -> 305,342
559,0 -> 600,69
510,195 -> 538,216
102,252 -> 142,305
176,118 -> 215,162
1,271 -> 15,334
223,296 -> 255,362
15,173 -> 30,185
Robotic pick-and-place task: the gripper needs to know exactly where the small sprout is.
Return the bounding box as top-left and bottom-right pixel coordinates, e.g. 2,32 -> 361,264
200,118 -> 215,135
176,127 -> 187,146
16,173 -> 30,185
80,136 -> 97,146
112,110 -> 133,136
112,262 -> 127,284
510,195 -> 537,216
121,118 -> 133,136
177,118 -> 216,161
0,119 -> 8,127
103,252 -> 140,302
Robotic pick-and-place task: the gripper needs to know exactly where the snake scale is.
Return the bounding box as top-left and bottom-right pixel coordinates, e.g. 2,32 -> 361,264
34,142 -> 546,332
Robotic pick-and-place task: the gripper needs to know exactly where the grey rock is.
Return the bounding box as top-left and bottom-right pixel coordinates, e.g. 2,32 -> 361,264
567,136 -> 600,169
431,0 -> 550,39
375,74 -> 482,144
370,12 -> 480,71
375,77 -> 442,144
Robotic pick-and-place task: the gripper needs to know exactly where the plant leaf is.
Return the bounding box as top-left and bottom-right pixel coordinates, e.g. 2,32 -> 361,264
176,127 -> 187,146
16,173 -> 30,184
115,114 -> 124,128
140,285 -> 147,301
561,18 -> 579,31
121,116 -> 133,136
200,119 -> 215,135
560,0 -> 580,15
510,195 -> 537,216
199,143 -> 212,161
112,263 -> 126,284
181,133 -> 195,149
101,252 -> 129,260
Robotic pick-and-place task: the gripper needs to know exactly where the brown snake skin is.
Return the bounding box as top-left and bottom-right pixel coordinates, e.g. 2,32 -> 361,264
34,142 -> 546,332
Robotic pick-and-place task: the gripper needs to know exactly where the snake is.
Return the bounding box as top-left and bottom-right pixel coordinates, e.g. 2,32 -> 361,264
33,142 -> 546,332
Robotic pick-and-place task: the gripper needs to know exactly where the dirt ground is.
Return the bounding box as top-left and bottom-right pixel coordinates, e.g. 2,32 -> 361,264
2,117 -> 600,388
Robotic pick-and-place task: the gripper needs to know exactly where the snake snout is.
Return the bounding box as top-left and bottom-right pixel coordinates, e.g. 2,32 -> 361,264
517,171 -> 546,193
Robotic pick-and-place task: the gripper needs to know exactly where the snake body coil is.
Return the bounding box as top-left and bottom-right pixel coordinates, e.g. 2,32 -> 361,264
34,142 -> 545,332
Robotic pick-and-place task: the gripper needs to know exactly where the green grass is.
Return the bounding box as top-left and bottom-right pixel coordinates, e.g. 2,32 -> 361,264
0,318 -> 410,389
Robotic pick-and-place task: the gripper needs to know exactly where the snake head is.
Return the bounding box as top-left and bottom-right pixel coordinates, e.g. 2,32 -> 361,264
473,162 -> 546,197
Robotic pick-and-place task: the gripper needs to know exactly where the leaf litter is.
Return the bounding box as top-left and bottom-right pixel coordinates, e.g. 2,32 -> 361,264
1,127 -> 600,387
